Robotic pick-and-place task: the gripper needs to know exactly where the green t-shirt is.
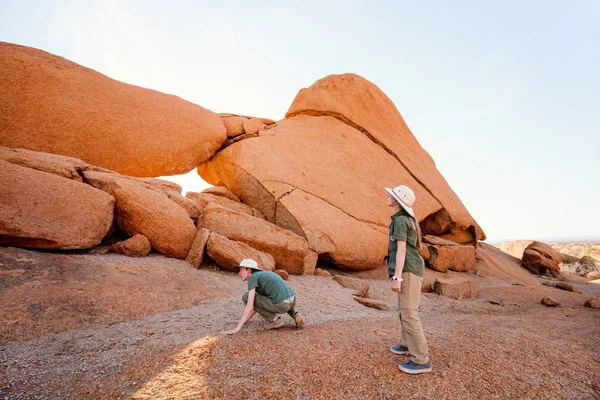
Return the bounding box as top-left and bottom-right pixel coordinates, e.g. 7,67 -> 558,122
387,210 -> 425,278
247,271 -> 295,304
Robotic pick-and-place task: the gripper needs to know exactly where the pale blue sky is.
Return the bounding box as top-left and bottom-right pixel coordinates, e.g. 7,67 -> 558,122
1,0 -> 599,242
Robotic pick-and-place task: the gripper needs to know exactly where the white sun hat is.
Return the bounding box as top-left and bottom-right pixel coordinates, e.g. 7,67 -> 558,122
232,258 -> 263,272
383,185 -> 416,218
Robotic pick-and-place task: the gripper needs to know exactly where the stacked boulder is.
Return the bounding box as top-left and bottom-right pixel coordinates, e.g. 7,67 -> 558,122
521,241 -> 563,277
198,74 -> 485,271
1,44 -> 486,277
0,145 -> 316,273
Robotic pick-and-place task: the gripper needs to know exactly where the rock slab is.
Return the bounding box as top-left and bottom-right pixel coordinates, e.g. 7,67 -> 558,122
0,160 -> 114,249
433,278 -> 476,299
0,42 -> 226,177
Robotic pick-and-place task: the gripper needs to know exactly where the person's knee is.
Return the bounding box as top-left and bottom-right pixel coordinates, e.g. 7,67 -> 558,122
242,291 -> 249,304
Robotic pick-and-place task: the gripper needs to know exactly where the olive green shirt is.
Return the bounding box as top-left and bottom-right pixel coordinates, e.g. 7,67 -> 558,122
247,271 -> 295,304
387,210 -> 425,278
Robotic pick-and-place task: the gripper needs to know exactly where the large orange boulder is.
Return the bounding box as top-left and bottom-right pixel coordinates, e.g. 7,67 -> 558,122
200,204 -> 311,274
198,74 -> 484,270
0,42 -> 226,177
0,160 -> 114,249
286,73 -> 485,244
83,171 -> 196,258
206,232 -> 276,272
521,241 -> 563,277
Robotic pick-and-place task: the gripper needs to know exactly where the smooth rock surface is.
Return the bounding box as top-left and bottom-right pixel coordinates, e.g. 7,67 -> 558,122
0,42 -> 226,177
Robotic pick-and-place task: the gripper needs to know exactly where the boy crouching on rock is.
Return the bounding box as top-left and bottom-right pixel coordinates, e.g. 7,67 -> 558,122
220,259 -> 304,335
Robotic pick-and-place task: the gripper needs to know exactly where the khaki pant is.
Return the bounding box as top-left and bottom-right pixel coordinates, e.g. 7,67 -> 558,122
397,272 -> 429,364
243,291 -> 296,322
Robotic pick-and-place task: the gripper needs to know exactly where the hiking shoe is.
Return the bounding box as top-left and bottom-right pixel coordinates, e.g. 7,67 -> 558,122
293,311 -> 305,329
390,344 -> 410,355
398,360 -> 432,374
264,316 -> 284,330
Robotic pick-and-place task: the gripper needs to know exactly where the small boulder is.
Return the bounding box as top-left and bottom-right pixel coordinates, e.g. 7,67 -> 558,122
110,234 -> 151,257
542,281 -> 576,292
587,271 -> 600,280
427,245 -> 476,272
206,232 -> 275,272
332,275 -> 369,297
521,241 -> 563,277
353,297 -> 388,310
433,278 -> 476,299
584,298 -> 600,309
421,281 -> 433,293
314,268 -> 331,277
275,269 -> 289,281
541,297 -> 560,307
186,228 -> 210,268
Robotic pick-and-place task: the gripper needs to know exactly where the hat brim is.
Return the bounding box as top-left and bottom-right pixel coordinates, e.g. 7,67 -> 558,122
383,187 -> 416,218
230,264 -> 263,272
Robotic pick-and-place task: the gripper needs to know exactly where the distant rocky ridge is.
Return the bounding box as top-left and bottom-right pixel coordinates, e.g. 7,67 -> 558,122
1,42 -> 487,275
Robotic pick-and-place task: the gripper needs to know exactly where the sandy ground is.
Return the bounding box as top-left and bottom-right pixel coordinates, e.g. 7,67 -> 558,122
1,246 -> 599,399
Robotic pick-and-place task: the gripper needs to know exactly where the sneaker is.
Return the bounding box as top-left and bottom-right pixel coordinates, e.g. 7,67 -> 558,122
293,311 -> 305,329
264,316 -> 284,330
398,360 -> 432,374
390,344 -> 410,355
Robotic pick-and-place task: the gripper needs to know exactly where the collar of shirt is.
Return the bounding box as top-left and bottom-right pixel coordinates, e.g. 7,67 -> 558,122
391,209 -> 407,220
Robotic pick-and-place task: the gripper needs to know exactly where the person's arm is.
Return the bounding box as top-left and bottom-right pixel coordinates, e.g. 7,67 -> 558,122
220,289 -> 256,335
391,241 -> 406,292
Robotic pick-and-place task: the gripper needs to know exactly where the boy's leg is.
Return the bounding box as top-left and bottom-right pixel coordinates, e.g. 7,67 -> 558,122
252,293 -> 289,322
399,272 -> 429,364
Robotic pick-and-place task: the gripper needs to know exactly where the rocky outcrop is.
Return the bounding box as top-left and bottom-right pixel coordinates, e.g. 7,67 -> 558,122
0,42 -> 226,177
206,232 -> 275,272
0,160 -> 114,249
198,74 -> 484,271
286,73 -> 485,244
110,234 -> 151,257
201,204 -> 311,274
521,241 -> 563,277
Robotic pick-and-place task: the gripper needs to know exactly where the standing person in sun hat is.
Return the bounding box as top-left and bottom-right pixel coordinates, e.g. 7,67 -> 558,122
219,258 -> 304,335
383,184 -> 432,374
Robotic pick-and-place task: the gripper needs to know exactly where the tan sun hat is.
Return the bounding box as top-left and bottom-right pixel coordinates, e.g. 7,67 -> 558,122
383,185 -> 416,218
231,258 -> 263,272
